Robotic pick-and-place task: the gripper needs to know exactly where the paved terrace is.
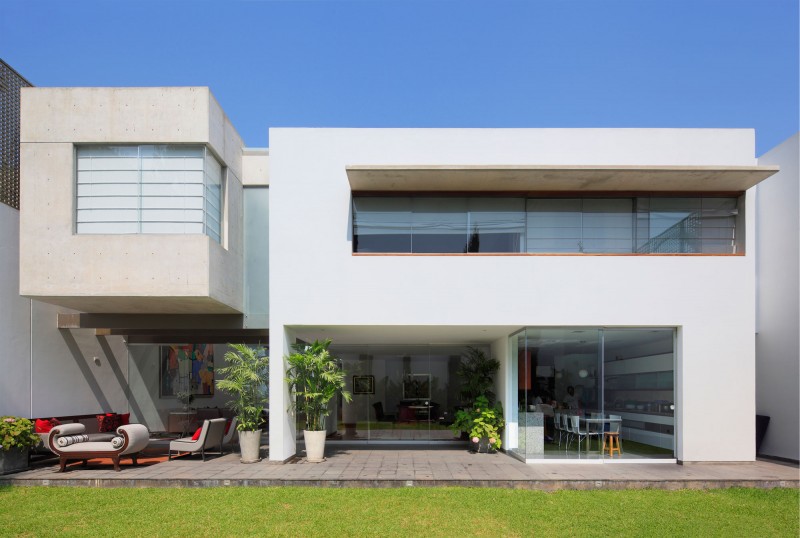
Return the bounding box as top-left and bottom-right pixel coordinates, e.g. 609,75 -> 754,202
3,444 -> 798,489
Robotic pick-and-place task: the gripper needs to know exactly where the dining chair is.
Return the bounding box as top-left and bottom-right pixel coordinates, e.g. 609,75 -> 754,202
553,411 -> 562,447
606,414 -> 623,455
567,415 -> 600,454
560,413 -> 572,450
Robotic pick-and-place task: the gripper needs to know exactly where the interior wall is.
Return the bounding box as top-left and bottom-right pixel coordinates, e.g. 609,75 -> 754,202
127,343 -> 233,431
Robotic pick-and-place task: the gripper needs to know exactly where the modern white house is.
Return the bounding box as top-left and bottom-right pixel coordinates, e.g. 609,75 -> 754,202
2,84 -> 797,466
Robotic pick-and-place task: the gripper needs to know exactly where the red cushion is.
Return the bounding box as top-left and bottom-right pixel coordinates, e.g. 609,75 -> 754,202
224,420 -> 232,435
35,418 -> 53,433
50,418 -> 61,427
119,413 -> 130,426
191,427 -> 203,441
97,413 -> 121,433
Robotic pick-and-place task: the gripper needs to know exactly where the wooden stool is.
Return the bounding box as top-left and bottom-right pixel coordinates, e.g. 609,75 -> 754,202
603,432 -> 621,457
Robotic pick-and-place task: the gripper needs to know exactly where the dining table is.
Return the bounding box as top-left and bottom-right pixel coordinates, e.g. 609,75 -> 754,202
578,416 -> 622,453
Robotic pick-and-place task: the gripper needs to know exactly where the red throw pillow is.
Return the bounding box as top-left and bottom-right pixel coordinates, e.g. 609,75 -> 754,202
35,418 -> 53,433
119,413 -> 130,426
224,420 -> 232,435
97,413 -> 122,433
191,427 -> 203,441
50,418 -> 61,427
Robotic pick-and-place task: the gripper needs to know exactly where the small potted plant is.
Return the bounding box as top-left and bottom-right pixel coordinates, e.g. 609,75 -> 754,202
217,344 -> 269,463
285,339 -> 351,462
175,391 -> 194,411
0,416 -> 40,475
450,395 -> 505,453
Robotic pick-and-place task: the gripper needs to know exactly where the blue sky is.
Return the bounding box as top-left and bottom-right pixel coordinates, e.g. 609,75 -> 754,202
2,0 -> 797,154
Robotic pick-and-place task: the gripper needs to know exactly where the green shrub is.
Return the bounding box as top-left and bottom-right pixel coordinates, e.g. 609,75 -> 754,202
0,416 -> 40,451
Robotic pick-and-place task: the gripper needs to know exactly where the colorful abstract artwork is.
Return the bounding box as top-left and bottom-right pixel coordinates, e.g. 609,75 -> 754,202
159,344 -> 215,398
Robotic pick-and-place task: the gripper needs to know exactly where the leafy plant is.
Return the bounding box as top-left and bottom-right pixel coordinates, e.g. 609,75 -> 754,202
0,416 -> 40,451
175,391 -> 194,407
457,346 -> 500,404
216,344 -> 269,432
450,396 -> 505,450
285,339 -> 352,431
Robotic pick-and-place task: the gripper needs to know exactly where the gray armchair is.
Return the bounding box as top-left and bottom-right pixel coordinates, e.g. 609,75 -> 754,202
169,418 -> 226,461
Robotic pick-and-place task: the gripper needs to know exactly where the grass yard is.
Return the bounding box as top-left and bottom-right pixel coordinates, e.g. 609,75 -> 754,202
0,486 -> 797,537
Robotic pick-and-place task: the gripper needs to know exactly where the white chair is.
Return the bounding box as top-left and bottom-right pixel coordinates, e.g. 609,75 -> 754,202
560,413 -> 572,449
169,418 -> 226,461
566,415 -> 600,454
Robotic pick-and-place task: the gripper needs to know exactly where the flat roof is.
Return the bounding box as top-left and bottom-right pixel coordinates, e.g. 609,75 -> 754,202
346,165 -> 779,193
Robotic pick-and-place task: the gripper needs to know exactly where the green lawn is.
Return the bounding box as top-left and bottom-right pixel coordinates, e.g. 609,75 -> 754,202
1,486 -> 797,537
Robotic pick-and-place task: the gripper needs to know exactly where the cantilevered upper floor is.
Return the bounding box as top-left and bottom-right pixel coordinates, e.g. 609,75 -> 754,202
19,87 -> 247,314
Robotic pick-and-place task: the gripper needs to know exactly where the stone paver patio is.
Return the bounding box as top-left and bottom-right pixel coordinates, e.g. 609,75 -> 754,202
3,443 -> 798,489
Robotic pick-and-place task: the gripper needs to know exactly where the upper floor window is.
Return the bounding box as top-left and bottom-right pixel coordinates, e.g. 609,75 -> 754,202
76,145 -> 223,243
352,195 -> 742,254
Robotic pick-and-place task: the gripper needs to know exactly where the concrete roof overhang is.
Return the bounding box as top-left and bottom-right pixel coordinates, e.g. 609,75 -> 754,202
346,165 -> 780,193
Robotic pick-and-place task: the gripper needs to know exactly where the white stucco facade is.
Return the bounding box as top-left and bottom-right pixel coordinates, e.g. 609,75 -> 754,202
755,133 -> 800,462
268,128 -> 766,463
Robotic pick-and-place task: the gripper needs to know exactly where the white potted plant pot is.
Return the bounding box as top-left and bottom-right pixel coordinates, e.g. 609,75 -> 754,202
304,430 -> 327,462
239,429 -> 262,463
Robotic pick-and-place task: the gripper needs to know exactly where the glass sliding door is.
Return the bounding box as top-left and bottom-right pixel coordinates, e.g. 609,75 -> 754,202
510,327 -> 675,462
330,344 -> 475,444
603,329 -> 675,459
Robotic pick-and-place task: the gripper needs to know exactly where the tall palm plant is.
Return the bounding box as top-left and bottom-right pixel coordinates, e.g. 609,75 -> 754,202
216,344 -> 269,432
285,339 -> 352,431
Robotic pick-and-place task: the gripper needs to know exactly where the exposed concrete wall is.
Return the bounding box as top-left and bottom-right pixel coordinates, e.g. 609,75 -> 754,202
242,149 -> 269,186
19,87 -> 245,314
0,204 -> 32,418
756,133 -> 800,461
268,128 -> 760,462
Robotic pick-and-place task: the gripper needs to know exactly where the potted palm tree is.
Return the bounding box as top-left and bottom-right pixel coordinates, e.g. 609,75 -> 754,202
216,344 -> 269,463
285,339 -> 351,462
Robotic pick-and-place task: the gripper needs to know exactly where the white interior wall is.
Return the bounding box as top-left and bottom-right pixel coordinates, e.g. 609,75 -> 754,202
756,133 -> 800,461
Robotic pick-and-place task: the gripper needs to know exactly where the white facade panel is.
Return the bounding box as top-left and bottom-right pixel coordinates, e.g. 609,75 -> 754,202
268,128 -> 760,462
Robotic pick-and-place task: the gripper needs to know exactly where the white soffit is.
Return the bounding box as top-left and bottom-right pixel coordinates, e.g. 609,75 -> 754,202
346,165 -> 780,192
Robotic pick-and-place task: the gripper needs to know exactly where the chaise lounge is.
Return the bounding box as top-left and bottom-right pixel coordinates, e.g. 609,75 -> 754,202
47,423 -> 150,472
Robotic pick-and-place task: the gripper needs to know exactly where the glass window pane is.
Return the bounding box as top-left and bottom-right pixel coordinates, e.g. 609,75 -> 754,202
76,144 -> 222,242
526,199 -> 582,253
353,197 -> 412,253
411,198 -> 468,253
467,198 -> 525,252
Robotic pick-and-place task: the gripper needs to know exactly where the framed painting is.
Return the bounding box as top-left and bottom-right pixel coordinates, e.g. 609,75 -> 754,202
403,374 -> 431,400
352,375 -> 375,395
159,344 -> 215,398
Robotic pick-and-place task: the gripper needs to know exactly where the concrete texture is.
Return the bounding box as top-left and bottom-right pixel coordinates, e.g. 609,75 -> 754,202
19,87 -> 245,314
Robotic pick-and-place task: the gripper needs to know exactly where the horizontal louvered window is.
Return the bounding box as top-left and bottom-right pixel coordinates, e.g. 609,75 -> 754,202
76,145 -> 223,242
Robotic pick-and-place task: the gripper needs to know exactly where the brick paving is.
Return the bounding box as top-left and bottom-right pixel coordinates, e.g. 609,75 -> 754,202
3,443 -> 797,489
